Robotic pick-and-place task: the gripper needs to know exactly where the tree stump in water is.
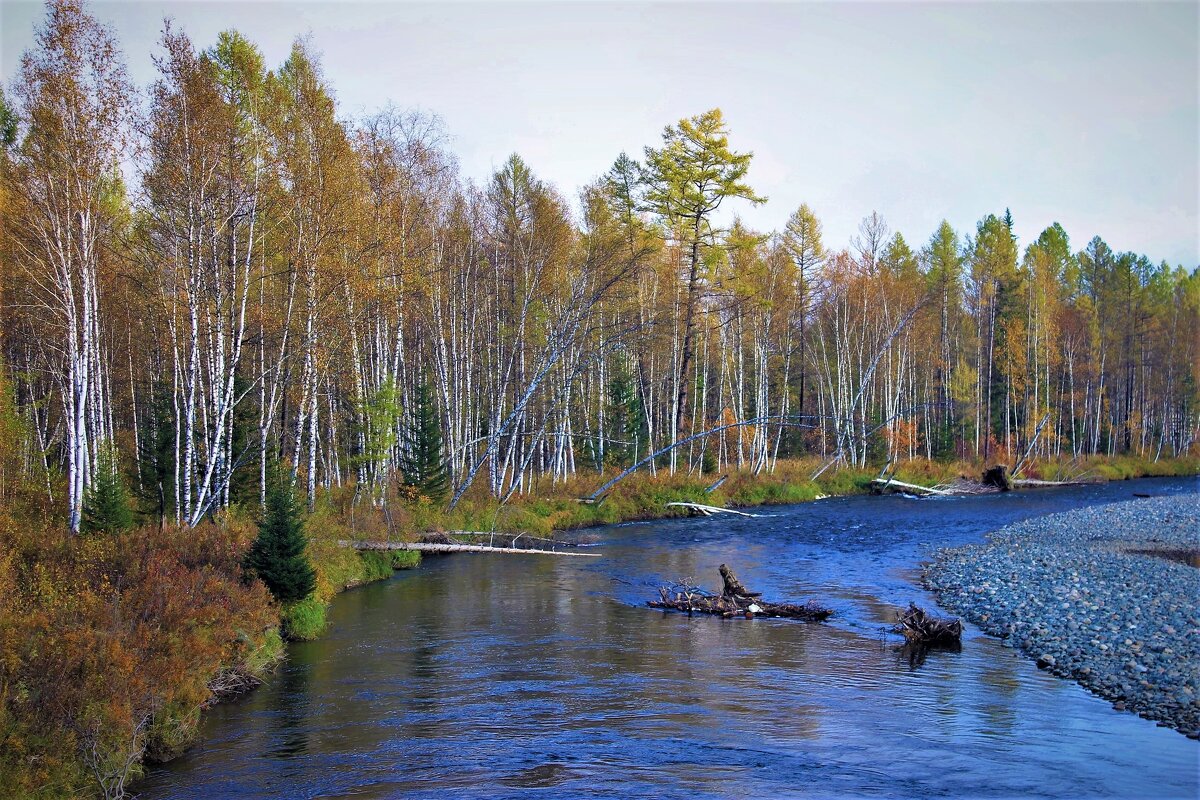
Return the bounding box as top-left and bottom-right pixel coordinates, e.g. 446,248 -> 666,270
982,464 -> 1012,491
719,563 -> 762,599
893,603 -> 962,645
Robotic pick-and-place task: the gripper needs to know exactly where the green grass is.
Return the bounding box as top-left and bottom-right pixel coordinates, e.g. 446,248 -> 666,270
390,549 -> 421,569
281,595 -> 327,641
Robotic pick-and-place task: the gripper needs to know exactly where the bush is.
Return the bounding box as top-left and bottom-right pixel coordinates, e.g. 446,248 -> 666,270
357,550 -> 395,583
0,518 -> 276,798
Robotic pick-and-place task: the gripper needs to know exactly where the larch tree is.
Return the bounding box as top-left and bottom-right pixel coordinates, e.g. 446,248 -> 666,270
643,108 -> 764,446
783,203 -> 825,437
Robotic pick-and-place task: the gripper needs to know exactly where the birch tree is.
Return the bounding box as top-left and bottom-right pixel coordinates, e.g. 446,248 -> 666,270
7,0 -> 133,531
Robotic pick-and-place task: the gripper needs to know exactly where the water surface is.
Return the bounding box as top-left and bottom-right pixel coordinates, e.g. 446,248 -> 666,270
139,477 -> 1200,799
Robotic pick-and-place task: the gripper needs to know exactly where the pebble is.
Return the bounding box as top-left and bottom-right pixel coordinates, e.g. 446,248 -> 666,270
924,493 -> 1200,737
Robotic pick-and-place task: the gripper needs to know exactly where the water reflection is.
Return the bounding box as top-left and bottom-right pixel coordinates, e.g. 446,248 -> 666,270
138,476 -> 1200,799
266,661 -> 310,758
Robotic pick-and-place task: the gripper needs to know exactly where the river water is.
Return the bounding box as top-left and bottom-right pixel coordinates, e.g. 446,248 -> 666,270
139,477 -> 1200,799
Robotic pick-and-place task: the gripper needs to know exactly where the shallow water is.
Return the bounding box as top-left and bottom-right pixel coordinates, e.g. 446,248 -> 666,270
138,477 -> 1200,799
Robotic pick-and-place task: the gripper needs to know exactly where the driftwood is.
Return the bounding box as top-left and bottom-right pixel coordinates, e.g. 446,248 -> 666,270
868,477 -> 949,496
872,470 -> 1099,498
648,564 -> 833,621
719,563 -> 761,598
341,539 -> 600,557
893,603 -> 962,645
666,501 -> 761,518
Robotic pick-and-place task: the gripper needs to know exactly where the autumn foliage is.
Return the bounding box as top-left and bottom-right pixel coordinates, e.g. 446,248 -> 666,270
0,509 -> 277,798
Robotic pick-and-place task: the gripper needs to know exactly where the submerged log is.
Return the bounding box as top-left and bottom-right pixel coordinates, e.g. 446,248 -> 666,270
648,566 -> 832,621
893,603 -> 962,645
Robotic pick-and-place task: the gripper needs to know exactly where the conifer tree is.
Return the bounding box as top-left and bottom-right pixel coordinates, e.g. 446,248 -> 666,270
607,356 -> 645,468
244,471 -> 316,603
401,380 -> 449,503
644,108 -> 765,439
137,385 -> 176,524
81,445 -> 135,534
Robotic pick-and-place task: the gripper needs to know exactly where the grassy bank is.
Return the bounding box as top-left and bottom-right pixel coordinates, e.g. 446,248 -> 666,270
311,454 -> 1199,545
1,454 -> 1194,798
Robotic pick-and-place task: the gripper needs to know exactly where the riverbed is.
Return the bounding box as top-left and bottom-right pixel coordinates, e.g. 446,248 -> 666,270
138,476 -> 1200,799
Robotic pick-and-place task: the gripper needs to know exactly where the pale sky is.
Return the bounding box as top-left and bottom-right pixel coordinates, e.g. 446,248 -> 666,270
3,1 -> 1197,265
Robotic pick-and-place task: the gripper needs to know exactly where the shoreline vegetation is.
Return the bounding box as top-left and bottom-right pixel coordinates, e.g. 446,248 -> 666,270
2,453 -> 1196,798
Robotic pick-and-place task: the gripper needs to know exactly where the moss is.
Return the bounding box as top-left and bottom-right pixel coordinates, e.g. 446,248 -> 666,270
281,596 -> 327,641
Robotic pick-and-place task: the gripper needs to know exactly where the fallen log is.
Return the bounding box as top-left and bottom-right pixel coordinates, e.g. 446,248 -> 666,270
647,564 -> 832,621
666,501 -> 761,518
1011,477 -> 1097,489
893,603 -> 962,645
340,540 -> 600,557
868,478 -> 949,496
704,474 -> 729,493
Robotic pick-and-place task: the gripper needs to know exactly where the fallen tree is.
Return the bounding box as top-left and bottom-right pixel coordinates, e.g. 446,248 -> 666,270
647,564 -> 833,621
870,465 -> 1098,498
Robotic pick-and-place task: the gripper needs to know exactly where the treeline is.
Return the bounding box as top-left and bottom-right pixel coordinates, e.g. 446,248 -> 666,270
2,0 -> 1198,533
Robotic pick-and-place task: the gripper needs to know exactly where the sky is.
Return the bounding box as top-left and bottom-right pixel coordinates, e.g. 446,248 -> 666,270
2,0 -> 1197,266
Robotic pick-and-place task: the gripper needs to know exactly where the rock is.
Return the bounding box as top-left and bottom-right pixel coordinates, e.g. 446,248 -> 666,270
923,494 -> 1200,737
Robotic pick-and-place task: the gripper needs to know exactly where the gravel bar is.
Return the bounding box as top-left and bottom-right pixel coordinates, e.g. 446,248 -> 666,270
924,493 -> 1200,738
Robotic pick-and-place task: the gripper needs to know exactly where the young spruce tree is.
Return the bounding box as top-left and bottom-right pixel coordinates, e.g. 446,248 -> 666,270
401,380 -> 450,503
244,471 -> 316,603
81,445 -> 135,534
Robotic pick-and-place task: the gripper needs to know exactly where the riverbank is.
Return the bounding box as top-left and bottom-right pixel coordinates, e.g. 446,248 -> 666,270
924,493 -> 1200,738
3,455 -> 1195,798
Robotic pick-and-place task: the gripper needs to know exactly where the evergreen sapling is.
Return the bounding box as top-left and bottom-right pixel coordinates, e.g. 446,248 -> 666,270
245,473 -> 316,603
81,445 -> 135,534
401,380 -> 450,503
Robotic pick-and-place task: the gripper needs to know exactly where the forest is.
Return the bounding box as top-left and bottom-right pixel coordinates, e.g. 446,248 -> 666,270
0,2 -> 1197,797
2,3 -> 1198,532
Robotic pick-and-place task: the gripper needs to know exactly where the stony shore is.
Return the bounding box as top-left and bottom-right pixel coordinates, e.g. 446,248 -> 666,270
924,493 -> 1200,738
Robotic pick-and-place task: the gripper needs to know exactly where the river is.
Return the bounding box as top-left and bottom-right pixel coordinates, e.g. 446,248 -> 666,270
138,476 -> 1200,799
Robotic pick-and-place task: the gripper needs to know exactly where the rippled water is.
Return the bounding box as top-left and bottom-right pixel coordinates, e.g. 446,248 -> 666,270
138,477 -> 1200,799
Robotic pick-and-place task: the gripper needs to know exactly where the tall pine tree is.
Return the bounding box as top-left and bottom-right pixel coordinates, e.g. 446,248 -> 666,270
401,380 -> 449,503
244,471 -> 316,603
